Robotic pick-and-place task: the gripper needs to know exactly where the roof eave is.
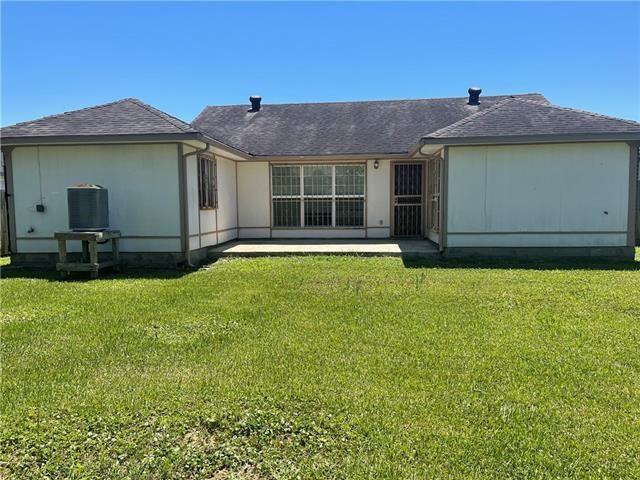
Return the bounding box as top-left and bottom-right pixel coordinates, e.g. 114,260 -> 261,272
196,133 -> 252,159
0,132 -> 203,147
250,151 -> 415,161
0,132 -> 253,160
419,132 -> 640,147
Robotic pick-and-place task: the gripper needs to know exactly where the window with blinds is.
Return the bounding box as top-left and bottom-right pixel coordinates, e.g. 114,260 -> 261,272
271,164 -> 365,228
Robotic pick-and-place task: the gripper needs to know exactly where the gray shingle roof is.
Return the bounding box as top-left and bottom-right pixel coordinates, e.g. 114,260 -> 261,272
192,94 -> 550,156
424,97 -> 640,140
4,93 -> 638,155
1,98 -> 198,139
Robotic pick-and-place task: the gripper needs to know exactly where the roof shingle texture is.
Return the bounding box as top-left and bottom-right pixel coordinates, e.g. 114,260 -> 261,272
425,98 -> 640,139
192,94 -> 550,156
4,94 -> 639,155
0,98 -> 198,138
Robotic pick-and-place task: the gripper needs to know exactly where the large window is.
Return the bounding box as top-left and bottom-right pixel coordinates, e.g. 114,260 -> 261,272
271,164 -> 365,228
199,155 -> 218,209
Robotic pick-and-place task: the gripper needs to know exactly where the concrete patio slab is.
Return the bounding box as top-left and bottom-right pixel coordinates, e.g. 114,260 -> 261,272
208,239 -> 440,257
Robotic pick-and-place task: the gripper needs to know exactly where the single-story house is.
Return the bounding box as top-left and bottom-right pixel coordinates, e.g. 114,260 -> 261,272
1,88 -> 639,265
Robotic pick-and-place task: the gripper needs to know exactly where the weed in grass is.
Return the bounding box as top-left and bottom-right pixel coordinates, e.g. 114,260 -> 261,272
0,403 -> 359,479
413,271 -> 427,290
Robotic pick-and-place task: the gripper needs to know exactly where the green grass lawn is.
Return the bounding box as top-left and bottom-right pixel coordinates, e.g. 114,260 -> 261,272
1,253 -> 640,479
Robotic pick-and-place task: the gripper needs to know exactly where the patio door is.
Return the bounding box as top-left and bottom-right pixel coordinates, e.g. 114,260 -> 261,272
392,163 -> 424,237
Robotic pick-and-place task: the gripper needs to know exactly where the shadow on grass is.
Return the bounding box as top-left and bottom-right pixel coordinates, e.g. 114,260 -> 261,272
2,254 -> 639,281
0,262 -> 219,282
401,254 -> 640,271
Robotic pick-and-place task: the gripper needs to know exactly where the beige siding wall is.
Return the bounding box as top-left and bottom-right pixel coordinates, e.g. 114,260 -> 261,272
12,144 -> 181,253
236,159 -> 395,239
217,157 -> 239,244
237,161 -> 270,238
184,146 -> 238,249
446,142 -> 630,247
366,159 -> 391,238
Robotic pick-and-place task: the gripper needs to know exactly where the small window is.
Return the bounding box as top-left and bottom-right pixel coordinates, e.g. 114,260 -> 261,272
199,156 -> 218,209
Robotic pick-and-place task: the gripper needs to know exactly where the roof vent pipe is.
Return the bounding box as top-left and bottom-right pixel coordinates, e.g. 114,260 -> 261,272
467,87 -> 482,105
249,96 -> 262,111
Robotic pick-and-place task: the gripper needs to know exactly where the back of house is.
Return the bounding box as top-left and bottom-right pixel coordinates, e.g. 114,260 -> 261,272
1,88 -> 638,266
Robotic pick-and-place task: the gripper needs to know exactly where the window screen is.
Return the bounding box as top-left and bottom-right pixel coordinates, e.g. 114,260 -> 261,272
336,198 -> 364,227
304,198 -> 333,227
304,165 -> 332,196
272,199 -> 301,227
272,166 -> 300,196
335,165 -> 365,196
335,165 -> 365,226
199,156 -> 218,209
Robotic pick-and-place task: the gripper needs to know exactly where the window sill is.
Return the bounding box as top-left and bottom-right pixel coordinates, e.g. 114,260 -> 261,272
271,226 -> 365,230
200,207 -> 218,211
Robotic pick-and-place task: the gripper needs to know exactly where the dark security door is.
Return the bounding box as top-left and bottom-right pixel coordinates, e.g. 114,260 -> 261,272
393,163 -> 424,237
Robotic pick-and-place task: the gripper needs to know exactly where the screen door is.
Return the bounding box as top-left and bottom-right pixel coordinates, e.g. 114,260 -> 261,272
392,163 -> 423,237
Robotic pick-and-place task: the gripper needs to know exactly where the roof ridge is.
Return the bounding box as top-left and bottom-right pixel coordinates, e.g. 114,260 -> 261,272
513,97 -> 640,127
200,93 -> 546,109
424,97 -> 518,138
1,98 -> 135,129
126,98 -> 195,133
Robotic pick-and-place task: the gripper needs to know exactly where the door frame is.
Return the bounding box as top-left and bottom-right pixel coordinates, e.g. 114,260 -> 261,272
390,160 -> 426,238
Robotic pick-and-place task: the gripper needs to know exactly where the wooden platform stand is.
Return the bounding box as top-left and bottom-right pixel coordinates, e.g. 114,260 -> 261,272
55,230 -> 121,279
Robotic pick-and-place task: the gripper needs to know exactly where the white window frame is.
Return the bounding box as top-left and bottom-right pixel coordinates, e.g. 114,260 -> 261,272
271,163 -> 366,228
